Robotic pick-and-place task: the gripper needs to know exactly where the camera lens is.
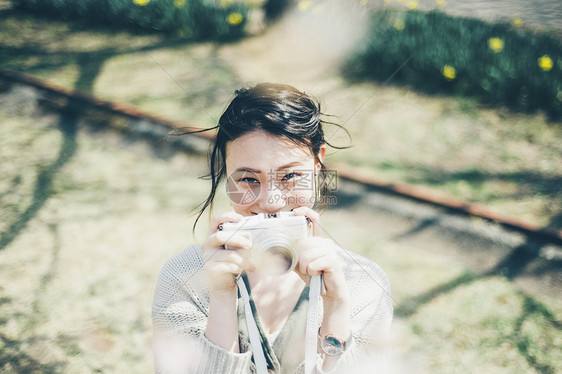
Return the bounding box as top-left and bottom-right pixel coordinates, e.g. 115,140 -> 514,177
253,230 -> 298,276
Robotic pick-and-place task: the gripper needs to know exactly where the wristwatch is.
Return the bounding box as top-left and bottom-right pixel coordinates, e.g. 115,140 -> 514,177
319,330 -> 352,356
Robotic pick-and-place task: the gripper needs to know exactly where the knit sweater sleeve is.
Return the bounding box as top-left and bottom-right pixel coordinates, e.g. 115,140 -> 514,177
152,245 -> 254,373
315,251 -> 393,374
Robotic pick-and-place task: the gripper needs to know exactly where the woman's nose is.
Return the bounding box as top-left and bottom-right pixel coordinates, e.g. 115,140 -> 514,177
257,183 -> 286,213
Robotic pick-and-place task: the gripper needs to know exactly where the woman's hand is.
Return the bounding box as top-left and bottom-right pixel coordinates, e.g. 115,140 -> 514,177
203,212 -> 255,353
292,207 -> 350,303
202,212 -> 255,292
293,207 -> 351,369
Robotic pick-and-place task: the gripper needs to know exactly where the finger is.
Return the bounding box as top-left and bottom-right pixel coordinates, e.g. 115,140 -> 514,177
292,206 -> 322,236
206,261 -> 243,276
298,238 -> 336,261
204,249 -> 256,272
217,250 -> 255,272
297,238 -> 340,275
297,246 -> 325,275
209,212 -> 243,232
204,231 -> 252,250
298,237 -> 334,251
299,251 -> 338,276
306,256 -> 337,275
204,248 -> 242,264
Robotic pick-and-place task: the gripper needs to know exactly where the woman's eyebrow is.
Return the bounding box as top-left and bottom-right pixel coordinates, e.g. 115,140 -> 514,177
276,161 -> 304,170
234,167 -> 261,173
234,162 -> 305,174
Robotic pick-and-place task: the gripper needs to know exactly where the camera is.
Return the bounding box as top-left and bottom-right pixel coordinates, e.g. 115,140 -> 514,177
219,212 -> 312,276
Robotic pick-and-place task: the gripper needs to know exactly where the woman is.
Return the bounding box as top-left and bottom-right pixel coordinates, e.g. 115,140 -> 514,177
152,83 -> 393,373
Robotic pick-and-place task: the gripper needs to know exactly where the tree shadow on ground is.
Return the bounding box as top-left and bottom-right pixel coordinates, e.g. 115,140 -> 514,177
331,176 -> 561,372
0,6 -> 233,93
370,161 -> 562,230
0,234 -> 67,372
548,212 -> 562,231
0,112 -> 78,251
393,217 -> 561,374
0,4 -> 211,250
379,162 -> 562,204
1,6 -> 241,132
0,332 -> 66,374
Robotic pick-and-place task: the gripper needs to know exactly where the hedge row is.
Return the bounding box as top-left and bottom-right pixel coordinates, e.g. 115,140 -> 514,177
345,10 -> 562,120
12,0 -> 251,40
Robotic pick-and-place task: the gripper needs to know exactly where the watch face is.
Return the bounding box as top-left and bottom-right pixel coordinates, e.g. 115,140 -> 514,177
321,335 -> 343,356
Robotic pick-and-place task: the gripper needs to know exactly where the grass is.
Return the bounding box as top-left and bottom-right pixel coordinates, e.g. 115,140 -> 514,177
345,9 -> 562,119
1,4 -> 560,230
11,0 -> 250,40
0,4 -> 561,371
0,92 -> 211,372
324,83 -> 562,228
1,87 -> 560,373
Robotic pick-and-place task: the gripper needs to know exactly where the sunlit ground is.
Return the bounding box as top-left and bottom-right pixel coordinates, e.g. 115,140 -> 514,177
1,83 -> 560,373
1,0 -> 561,373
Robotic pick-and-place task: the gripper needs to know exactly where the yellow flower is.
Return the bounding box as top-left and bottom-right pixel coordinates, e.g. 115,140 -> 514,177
360,0 -> 368,6
298,0 -> 312,11
488,37 -> 504,53
511,17 -> 523,27
435,0 -> 447,7
174,0 -> 186,8
537,55 -> 553,71
442,65 -> 456,80
393,19 -> 405,30
226,12 -> 244,26
407,0 -> 418,10
133,0 -> 149,5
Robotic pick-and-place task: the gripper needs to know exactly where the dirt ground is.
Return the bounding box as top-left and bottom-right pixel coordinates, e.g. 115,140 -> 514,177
2,80 -> 560,373
1,2 -> 561,373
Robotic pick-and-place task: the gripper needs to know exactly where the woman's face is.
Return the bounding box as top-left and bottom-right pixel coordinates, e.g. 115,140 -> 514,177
225,130 -> 326,216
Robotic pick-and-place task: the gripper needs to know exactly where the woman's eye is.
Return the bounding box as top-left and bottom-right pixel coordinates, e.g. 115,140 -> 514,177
281,172 -> 300,182
238,177 -> 259,184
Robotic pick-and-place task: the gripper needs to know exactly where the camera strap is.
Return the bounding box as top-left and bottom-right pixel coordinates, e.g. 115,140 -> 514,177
236,274 -> 323,374
305,274 -> 322,374
236,276 -> 269,374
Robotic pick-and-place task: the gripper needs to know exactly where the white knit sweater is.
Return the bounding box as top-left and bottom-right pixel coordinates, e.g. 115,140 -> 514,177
152,245 -> 393,373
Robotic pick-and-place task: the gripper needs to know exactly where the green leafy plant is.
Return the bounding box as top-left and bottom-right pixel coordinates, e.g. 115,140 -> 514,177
12,0 -> 249,40
346,10 -> 562,120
